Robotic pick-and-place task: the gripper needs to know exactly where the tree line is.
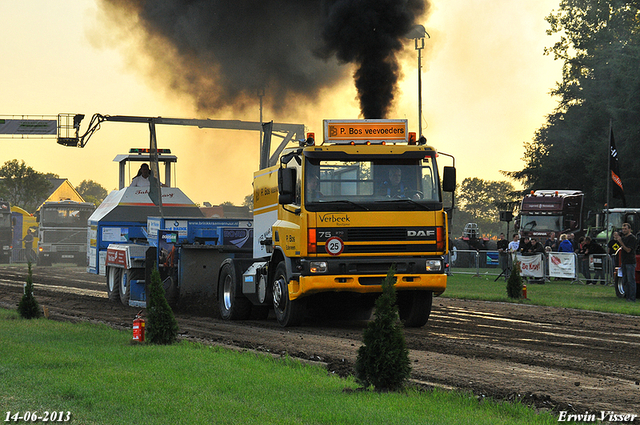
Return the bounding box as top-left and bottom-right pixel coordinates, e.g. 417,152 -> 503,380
455,0 -> 640,237
0,159 -> 107,213
504,0 -> 640,212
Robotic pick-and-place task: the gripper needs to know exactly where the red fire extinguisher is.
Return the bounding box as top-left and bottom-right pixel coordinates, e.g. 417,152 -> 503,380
133,311 -> 145,342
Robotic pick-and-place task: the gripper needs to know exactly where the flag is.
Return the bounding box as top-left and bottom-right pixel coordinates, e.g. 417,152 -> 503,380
610,126 -> 626,207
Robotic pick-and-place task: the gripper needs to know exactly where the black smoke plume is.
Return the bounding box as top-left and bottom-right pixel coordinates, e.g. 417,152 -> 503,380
319,0 -> 426,118
98,0 -> 427,118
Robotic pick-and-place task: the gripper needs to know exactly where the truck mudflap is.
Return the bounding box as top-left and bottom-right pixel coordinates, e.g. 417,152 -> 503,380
288,272 -> 446,301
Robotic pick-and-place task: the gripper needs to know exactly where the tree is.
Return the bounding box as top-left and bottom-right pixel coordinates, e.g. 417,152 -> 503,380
507,261 -> 524,299
355,267 -> 410,392
18,263 -> 41,319
145,266 -> 179,345
453,178 -> 519,237
242,193 -> 253,212
76,180 -> 108,206
505,1 -> 640,211
0,160 -> 52,212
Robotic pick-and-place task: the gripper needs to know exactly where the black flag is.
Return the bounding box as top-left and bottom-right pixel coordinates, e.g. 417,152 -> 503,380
610,127 -> 626,207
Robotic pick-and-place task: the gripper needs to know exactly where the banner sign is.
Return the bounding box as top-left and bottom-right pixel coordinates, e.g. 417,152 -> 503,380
548,252 -> 576,279
515,253 -> 544,278
324,119 -> 407,142
0,119 -> 57,135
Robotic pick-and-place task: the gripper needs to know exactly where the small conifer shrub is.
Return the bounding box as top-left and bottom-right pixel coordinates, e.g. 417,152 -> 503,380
355,267 -> 410,391
145,266 -> 179,344
18,262 -> 41,319
507,260 -> 524,299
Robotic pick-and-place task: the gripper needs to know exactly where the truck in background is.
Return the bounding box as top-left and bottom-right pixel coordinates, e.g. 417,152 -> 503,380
0,200 -> 13,263
36,200 -> 95,266
587,208 -> 640,298
11,206 -> 39,263
517,190 -> 584,240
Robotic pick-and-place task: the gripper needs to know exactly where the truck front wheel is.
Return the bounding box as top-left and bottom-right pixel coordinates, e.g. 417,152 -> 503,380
218,262 -> 251,320
106,266 -> 121,302
119,269 -> 130,306
397,290 -> 433,327
614,272 -> 640,299
272,262 -> 306,327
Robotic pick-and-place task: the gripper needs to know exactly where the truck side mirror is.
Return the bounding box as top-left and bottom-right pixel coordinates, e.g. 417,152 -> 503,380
442,166 -> 456,192
278,168 -> 296,205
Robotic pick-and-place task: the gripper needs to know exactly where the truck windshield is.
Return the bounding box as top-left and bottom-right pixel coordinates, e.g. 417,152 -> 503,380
520,215 -> 562,232
0,213 -> 11,228
305,155 -> 441,211
41,207 -> 93,227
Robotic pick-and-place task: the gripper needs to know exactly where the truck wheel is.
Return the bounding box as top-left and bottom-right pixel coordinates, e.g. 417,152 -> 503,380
106,266 -> 121,302
397,290 -> 433,327
272,262 -> 306,327
614,274 -> 626,298
119,269 -> 130,306
218,262 -> 252,320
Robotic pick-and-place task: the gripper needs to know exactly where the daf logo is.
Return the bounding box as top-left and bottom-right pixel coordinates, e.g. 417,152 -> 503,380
407,229 -> 435,237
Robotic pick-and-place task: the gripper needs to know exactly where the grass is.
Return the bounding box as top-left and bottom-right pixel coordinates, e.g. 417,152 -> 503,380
444,272 -> 640,316
0,308 -> 556,425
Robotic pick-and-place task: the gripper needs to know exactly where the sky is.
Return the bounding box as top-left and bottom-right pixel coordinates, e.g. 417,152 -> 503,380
0,0 -> 563,207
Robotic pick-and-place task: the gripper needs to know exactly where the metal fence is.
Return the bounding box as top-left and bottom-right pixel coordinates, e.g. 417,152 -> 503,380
449,249 -> 615,285
11,248 -> 37,264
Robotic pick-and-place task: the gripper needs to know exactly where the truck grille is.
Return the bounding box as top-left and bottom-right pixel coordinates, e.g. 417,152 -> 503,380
315,226 -> 439,255
345,228 -> 406,241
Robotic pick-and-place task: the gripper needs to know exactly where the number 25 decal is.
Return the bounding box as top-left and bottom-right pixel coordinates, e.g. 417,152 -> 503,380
325,236 -> 344,256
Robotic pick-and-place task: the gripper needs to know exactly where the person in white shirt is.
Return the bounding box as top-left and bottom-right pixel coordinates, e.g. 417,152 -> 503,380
508,234 -> 520,252
131,164 -> 151,187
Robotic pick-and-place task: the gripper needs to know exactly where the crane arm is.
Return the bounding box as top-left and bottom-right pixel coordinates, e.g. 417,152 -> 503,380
57,113 -> 306,169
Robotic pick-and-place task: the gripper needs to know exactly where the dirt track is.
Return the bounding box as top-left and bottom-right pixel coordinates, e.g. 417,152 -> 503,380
1,265 -> 639,416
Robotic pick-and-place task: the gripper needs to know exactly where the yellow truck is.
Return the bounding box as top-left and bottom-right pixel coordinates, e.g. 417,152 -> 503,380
227,119 -> 456,326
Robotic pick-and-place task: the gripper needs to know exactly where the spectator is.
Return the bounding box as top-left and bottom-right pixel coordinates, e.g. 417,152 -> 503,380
577,236 -> 590,284
544,232 -> 556,250
568,233 -> 579,251
584,236 -> 605,285
508,234 -> 520,252
558,234 -> 574,252
527,237 -> 545,254
497,233 -> 509,275
518,236 -> 531,254
614,223 -> 637,302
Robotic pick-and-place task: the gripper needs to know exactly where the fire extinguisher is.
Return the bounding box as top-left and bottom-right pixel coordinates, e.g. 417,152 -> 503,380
133,310 -> 145,342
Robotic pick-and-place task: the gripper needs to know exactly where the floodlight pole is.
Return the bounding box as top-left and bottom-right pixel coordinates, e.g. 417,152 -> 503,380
407,25 -> 430,139
415,37 -> 425,138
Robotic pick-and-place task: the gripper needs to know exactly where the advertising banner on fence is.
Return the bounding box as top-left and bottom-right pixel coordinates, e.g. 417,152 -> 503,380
515,253 -> 544,278
548,252 -> 576,279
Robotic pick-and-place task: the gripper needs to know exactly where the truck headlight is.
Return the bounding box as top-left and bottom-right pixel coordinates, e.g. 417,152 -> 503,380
425,260 -> 442,271
310,261 -> 328,273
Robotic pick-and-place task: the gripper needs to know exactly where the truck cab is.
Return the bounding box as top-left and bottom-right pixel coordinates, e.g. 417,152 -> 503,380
36,200 -> 95,266
518,190 -> 584,240
248,119 -> 456,326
